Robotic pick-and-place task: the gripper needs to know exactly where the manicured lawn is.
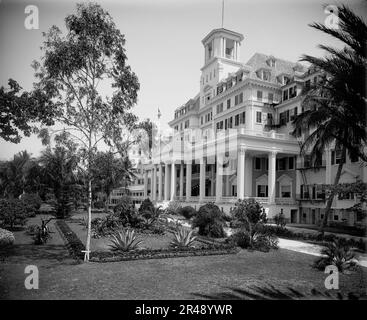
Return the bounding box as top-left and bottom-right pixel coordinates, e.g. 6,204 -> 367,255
1,214 -> 366,300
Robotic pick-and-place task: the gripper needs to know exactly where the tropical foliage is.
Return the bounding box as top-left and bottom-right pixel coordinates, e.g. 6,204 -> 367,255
0,199 -> 28,229
292,4 -> 367,232
313,238 -> 356,272
32,2 -> 140,260
170,226 -> 197,249
193,202 -> 225,238
109,229 -> 143,252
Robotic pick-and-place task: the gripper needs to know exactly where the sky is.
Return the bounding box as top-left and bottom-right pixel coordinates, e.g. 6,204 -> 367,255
0,0 -> 366,160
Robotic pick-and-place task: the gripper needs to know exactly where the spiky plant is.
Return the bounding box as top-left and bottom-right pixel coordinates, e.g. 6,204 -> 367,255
314,238 -> 356,272
108,229 -> 143,252
170,227 -> 197,249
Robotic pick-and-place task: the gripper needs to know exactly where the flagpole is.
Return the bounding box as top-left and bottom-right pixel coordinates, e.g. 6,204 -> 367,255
222,0 -> 224,28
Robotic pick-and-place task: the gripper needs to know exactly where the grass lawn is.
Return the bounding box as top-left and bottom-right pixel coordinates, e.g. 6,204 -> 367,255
1,214 -> 366,300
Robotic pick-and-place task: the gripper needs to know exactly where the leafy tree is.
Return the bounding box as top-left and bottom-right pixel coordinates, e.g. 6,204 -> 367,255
0,79 -> 55,143
0,199 -> 28,229
91,151 -> 136,208
293,4 -> 367,233
39,140 -> 82,218
231,198 -> 267,246
0,151 -> 33,198
32,3 -> 139,260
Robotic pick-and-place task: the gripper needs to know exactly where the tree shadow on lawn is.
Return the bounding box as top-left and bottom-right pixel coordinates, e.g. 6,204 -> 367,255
0,243 -> 78,267
192,284 -> 363,300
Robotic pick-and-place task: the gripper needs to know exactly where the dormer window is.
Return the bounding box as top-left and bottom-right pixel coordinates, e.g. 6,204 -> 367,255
257,69 -> 271,81
268,58 -> 276,67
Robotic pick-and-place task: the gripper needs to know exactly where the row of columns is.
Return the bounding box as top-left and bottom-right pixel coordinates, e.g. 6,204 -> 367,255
144,150 -> 278,204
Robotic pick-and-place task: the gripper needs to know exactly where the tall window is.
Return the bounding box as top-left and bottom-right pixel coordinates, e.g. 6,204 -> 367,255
235,114 -> 240,126
256,111 -> 262,123
257,185 -> 268,197
255,157 -> 261,170
257,91 -> 263,101
227,99 -> 231,109
281,185 -> 291,198
268,92 -> 273,103
240,111 -> 246,124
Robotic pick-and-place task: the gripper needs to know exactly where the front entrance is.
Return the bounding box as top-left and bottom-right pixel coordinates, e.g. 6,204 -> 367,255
290,209 -> 298,223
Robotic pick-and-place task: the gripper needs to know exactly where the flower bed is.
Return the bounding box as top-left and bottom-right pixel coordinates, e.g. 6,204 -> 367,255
89,244 -> 238,262
55,220 -> 85,260
0,228 -> 15,248
57,218 -> 238,262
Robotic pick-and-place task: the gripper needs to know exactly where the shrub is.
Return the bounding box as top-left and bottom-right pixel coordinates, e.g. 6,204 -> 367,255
109,229 -> 143,252
228,227 -> 279,252
0,228 -> 15,247
228,231 -> 251,248
93,200 -> 105,209
141,206 -> 162,227
113,195 -> 143,228
193,202 -> 225,238
313,238 -> 356,272
91,214 -> 120,238
0,199 -> 27,229
170,226 -> 197,249
178,206 -> 196,219
165,200 -> 182,216
21,193 -> 42,211
25,224 -> 40,236
139,198 -> 155,214
273,212 -> 287,228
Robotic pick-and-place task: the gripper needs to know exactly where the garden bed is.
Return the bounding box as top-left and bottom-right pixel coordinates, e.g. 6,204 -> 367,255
55,220 -> 85,260
59,218 -> 238,262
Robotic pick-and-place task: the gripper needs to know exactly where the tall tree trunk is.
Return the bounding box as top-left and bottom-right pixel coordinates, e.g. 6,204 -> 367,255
85,138 -> 92,262
319,145 -> 347,234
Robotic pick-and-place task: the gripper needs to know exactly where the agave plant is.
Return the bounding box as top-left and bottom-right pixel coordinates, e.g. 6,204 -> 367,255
170,226 -> 197,249
108,229 -> 143,252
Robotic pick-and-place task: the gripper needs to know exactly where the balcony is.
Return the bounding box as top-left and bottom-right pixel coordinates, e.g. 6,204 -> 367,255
296,159 -> 326,169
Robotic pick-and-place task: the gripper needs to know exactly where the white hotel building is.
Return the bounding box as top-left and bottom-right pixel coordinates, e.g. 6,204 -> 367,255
142,28 -> 367,227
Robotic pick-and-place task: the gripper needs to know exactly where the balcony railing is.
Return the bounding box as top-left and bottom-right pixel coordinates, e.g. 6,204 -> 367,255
239,129 -> 294,141
296,159 -> 326,169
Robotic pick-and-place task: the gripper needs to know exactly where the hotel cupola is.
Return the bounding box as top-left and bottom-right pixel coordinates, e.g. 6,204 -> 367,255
200,28 -> 244,108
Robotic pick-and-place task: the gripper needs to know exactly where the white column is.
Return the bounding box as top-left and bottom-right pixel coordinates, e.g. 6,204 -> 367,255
216,155 -> 223,202
179,163 -> 184,199
158,164 -> 163,201
325,149 -> 332,184
170,163 -> 176,201
210,164 -> 215,196
152,165 -> 157,201
186,162 -> 192,201
237,147 -> 245,199
268,151 -> 277,204
164,162 -> 170,201
143,170 -> 148,198
199,159 -> 206,201
245,155 -> 252,197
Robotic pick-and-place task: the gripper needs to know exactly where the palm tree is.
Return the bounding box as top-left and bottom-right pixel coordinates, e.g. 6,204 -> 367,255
39,146 -> 81,218
0,150 -> 32,198
292,4 -> 367,233
91,151 -> 136,207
